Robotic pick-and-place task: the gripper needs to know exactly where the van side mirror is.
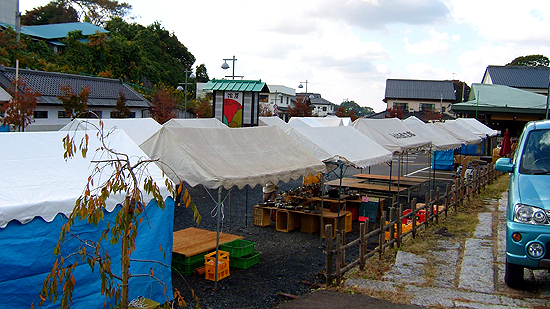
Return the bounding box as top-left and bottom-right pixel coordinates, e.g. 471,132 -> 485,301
495,157 -> 514,173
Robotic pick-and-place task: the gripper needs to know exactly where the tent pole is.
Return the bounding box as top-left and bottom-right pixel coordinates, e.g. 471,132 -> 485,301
214,186 -> 222,290
228,189 -> 232,231
320,172 -> 326,244
432,148 -> 436,191
337,162 -> 344,234
245,186 -> 248,227
388,160 -> 393,202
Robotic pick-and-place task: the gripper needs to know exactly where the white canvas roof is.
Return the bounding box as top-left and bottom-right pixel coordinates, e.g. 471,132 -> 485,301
286,126 -> 392,169
0,130 -> 169,228
403,116 -> 462,151
288,117 -> 325,127
313,117 -> 343,127
140,126 -> 327,190
259,116 -> 292,131
453,118 -> 498,137
351,118 -> 432,153
435,121 -> 482,145
163,118 -> 228,128
59,118 -> 162,146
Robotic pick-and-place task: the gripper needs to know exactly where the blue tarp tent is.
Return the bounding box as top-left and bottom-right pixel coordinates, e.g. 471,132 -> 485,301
0,130 -> 174,308
432,149 -> 455,171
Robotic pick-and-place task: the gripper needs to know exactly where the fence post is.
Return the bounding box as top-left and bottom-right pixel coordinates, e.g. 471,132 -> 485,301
425,192 -> 430,228
397,203 -> 403,247
359,222 -> 366,271
325,224 -> 334,286
336,232 -> 342,285
411,198 -> 417,238
435,187 -> 440,224
389,207 -> 396,248
379,211 -> 386,258
445,183 -> 450,218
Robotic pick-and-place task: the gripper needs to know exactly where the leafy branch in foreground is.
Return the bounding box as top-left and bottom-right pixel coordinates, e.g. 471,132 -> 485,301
33,119 -> 201,309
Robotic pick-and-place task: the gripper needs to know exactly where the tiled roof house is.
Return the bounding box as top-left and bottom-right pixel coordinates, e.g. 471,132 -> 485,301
0,66 -> 151,131
481,65 -> 550,95
384,79 -> 456,114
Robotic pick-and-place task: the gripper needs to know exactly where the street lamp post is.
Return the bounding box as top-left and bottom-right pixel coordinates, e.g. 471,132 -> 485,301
298,80 -> 309,93
221,55 -> 243,80
176,70 -> 196,118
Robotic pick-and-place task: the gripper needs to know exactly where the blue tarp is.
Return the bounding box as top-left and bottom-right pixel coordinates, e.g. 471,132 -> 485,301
0,198 -> 175,308
458,143 -> 480,155
0,125 -> 8,132
432,149 -> 454,171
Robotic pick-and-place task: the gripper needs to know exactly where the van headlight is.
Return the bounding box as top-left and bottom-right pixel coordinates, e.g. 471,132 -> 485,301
514,204 -> 549,225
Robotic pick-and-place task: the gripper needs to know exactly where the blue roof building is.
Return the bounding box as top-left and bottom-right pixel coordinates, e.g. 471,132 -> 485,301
384,79 -> 456,114
481,65 -> 550,95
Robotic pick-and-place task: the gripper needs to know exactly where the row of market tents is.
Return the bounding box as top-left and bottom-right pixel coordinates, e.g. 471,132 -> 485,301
0,116 -> 498,307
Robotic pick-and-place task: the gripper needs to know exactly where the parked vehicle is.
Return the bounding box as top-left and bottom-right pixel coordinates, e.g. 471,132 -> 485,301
495,119 -> 550,288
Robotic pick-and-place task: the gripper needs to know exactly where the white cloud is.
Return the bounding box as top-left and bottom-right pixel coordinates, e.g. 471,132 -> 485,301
404,29 -> 450,55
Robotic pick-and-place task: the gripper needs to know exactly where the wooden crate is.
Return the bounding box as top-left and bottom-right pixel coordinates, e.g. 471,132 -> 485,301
253,206 -> 271,227
300,214 -> 320,233
276,210 -> 295,232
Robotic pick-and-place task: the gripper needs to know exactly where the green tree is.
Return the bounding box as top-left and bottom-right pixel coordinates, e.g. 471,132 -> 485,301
507,54 -> 549,67
21,1 -> 79,25
338,100 -> 374,117
195,64 -> 209,83
111,91 -> 130,118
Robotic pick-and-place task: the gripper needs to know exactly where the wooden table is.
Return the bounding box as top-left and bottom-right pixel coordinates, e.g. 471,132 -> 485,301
325,178 -> 409,194
173,227 -> 243,257
353,173 -> 428,185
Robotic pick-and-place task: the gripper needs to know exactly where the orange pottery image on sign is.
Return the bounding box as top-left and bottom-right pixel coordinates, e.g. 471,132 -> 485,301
223,92 -> 243,127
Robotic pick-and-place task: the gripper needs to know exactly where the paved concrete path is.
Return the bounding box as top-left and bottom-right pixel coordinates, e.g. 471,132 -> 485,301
344,192 -> 550,308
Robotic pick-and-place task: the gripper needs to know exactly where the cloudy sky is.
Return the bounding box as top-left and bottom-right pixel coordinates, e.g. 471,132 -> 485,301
19,0 -> 550,112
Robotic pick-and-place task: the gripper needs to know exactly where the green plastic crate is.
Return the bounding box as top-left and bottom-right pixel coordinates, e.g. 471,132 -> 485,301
219,239 -> 255,258
172,252 -> 209,275
229,251 -> 261,269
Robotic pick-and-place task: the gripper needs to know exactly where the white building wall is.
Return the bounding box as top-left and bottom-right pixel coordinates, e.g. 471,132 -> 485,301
25,106 -> 147,131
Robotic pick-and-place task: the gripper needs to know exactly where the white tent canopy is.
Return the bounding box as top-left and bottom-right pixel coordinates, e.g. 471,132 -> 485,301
351,118 -> 432,153
453,118 -> 498,138
312,117 -> 343,127
140,126 -> 327,190
163,118 -> 228,128
435,121 -> 482,145
0,129 -> 168,227
403,116 -> 462,151
288,117 -> 325,127
286,126 -> 393,169
59,118 -> 162,146
259,116 -> 292,131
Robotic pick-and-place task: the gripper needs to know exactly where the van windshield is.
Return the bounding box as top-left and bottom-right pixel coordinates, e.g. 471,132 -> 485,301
520,129 -> 550,174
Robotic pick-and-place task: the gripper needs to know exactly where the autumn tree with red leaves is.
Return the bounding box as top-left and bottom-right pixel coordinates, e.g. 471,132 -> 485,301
289,96 -> 312,117
258,103 -> 273,117
0,80 -> 40,131
188,96 -> 213,118
149,87 -> 178,124
385,105 -> 404,119
334,107 -> 359,121
57,85 -> 91,118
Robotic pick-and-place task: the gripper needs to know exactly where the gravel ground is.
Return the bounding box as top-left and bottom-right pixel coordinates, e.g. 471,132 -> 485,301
171,166 -> 453,309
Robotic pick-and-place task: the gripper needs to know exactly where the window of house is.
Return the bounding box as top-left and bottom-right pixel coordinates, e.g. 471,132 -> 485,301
110,111 -> 136,118
58,111 -> 70,118
34,111 -> 48,118
322,107 -> 327,111
259,94 -> 268,103
420,103 -> 435,111
394,102 -> 408,111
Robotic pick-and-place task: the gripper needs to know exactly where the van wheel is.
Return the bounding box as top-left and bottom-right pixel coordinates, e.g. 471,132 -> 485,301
505,260 -> 524,288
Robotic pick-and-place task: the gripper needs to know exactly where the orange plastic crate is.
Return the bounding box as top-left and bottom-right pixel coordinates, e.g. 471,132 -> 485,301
204,250 -> 230,281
